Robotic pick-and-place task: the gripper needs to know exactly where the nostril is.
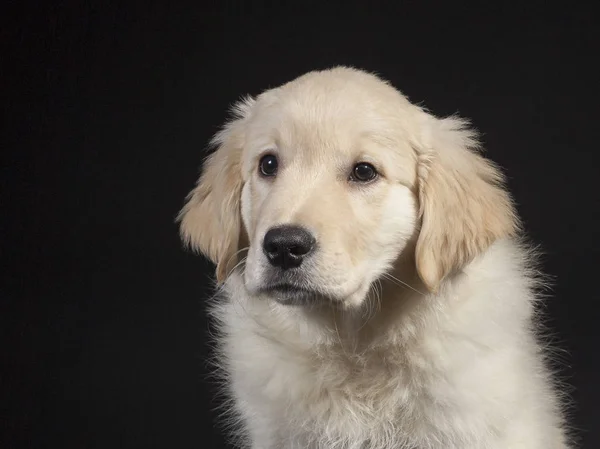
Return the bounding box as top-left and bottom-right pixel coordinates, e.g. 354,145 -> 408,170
289,245 -> 305,256
264,242 -> 278,255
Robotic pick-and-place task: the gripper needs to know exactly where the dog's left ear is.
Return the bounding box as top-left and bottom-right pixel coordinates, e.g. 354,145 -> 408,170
177,97 -> 254,283
415,116 -> 520,292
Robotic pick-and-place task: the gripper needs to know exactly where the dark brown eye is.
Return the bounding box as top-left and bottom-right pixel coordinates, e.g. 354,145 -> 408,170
259,154 -> 278,177
351,162 -> 378,182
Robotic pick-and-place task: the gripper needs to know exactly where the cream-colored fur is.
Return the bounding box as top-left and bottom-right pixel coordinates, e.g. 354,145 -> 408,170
178,67 -> 571,448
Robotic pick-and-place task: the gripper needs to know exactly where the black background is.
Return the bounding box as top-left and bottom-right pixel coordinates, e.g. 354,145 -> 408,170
1,2 -> 598,448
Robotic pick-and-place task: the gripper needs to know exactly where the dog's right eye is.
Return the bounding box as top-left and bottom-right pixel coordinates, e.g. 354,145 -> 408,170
259,154 -> 278,177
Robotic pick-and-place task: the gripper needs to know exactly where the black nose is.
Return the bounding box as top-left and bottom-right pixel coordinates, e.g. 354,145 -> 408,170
263,225 -> 316,270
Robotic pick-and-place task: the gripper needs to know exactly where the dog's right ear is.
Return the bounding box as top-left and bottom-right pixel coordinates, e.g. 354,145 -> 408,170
177,97 -> 254,283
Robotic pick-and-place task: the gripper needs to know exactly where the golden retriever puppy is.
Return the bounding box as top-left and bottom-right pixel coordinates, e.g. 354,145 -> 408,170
178,67 -> 571,448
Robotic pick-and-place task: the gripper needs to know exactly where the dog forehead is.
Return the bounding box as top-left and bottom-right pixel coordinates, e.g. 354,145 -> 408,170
240,70 -> 422,178
248,93 -> 398,156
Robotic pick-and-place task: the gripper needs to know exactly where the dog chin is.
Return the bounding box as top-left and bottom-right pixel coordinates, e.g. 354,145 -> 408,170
254,283 -> 371,310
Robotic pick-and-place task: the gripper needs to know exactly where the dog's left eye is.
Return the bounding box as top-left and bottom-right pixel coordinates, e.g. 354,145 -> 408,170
350,162 -> 378,182
259,154 -> 278,177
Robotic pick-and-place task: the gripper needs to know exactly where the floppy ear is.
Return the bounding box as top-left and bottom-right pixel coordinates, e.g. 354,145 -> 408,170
415,116 -> 520,292
177,97 -> 254,283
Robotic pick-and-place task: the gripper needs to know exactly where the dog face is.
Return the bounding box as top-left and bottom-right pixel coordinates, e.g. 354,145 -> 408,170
238,75 -> 420,307
179,67 -> 518,308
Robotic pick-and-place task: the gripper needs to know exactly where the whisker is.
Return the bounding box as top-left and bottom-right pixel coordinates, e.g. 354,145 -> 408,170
375,279 -> 383,312
356,286 -> 377,333
381,272 -> 426,296
227,256 -> 248,277
224,247 -> 250,276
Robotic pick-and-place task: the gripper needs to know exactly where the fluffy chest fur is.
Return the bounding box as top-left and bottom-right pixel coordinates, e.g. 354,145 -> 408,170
210,242 -> 567,449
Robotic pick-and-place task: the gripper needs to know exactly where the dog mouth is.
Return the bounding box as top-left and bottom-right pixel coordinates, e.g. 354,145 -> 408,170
260,283 -> 322,305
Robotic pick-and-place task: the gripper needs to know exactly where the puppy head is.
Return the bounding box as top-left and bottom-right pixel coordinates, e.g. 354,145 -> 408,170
178,67 -> 518,306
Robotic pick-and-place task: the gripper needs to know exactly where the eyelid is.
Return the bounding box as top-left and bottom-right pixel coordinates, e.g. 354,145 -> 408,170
257,148 -> 277,159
